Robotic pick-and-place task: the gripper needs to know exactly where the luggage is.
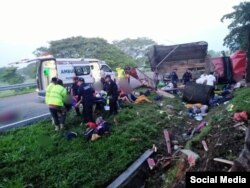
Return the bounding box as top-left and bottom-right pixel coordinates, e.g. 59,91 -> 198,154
83,128 -> 95,140
183,83 -> 214,105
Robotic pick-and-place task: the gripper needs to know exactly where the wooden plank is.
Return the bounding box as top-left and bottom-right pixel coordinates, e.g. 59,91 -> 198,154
156,89 -> 175,99
107,149 -> 154,188
163,129 -> 172,154
213,158 -> 234,165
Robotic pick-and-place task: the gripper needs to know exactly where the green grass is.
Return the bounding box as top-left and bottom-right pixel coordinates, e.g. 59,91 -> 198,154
0,95 -> 181,188
0,88 -> 35,98
231,87 -> 250,112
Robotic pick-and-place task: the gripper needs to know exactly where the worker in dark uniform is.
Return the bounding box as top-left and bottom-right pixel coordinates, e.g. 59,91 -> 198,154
169,69 -> 179,94
75,78 -> 94,123
104,75 -> 119,115
70,76 -> 80,116
182,69 -> 192,84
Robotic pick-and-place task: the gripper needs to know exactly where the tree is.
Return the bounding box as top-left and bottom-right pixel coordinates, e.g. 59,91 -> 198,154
0,67 -> 25,85
221,2 -> 250,81
33,37 -> 136,68
113,37 -> 156,67
33,47 -> 49,57
18,63 -> 37,79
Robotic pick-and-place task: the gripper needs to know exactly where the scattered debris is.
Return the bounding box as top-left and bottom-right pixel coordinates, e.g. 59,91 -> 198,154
166,105 -> 175,109
174,145 -> 179,150
161,160 -> 171,169
233,122 -> 245,128
226,104 -> 234,112
201,140 -> 208,151
113,117 -> 119,125
64,131 -> 77,140
152,144 -> 158,152
194,114 -> 203,121
156,89 -> 175,99
91,134 -> 101,141
195,121 -> 207,132
147,158 -> 156,170
178,111 -> 183,115
130,138 -> 142,142
163,129 -> 172,154
233,111 -> 248,122
180,149 -> 200,167
213,158 -> 234,165
231,128 -> 250,171
172,140 -> 179,145
238,125 -> 247,131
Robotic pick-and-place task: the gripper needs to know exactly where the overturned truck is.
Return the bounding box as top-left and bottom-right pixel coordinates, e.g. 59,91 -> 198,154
148,41 -> 211,79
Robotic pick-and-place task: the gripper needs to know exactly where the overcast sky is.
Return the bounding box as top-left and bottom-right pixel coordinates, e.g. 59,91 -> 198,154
0,0 -> 245,67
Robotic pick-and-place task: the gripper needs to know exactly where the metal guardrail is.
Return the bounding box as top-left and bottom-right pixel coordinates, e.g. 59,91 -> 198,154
0,113 -> 50,132
0,82 -> 36,91
107,149 -> 154,188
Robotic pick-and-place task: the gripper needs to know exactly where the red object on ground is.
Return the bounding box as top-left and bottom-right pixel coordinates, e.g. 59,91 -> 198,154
147,158 -> 156,170
163,129 -> 172,154
230,50 -> 247,81
86,122 -> 97,128
233,111 -> 248,122
195,121 -> 207,133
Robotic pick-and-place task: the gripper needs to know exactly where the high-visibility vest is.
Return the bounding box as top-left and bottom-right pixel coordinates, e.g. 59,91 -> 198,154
47,85 -> 67,107
45,83 -> 55,104
116,68 -> 126,78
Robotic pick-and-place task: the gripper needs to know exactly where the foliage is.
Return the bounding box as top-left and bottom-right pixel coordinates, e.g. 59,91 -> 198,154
113,38 -> 156,67
231,87 -> 250,112
0,88 -> 35,98
0,96 -> 182,188
33,37 -> 136,68
17,63 -> 37,79
221,2 -> 250,52
33,46 -> 50,57
0,67 -> 25,85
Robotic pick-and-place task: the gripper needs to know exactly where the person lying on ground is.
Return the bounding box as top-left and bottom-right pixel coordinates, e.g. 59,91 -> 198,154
118,90 -> 132,103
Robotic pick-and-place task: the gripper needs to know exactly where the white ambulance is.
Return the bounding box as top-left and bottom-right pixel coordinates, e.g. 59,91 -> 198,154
11,56 -> 116,98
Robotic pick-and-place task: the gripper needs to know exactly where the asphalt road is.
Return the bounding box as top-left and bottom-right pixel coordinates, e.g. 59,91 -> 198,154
0,77 -> 144,127
0,93 -> 49,127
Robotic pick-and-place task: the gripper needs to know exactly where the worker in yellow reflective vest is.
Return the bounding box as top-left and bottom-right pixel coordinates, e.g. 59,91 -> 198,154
47,79 -> 67,131
116,66 -> 126,89
45,77 -> 57,104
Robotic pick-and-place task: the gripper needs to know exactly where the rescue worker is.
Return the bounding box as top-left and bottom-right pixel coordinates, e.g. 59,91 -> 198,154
182,69 -> 192,84
70,76 -> 80,116
45,77 -> 57,104
47,79 -> 67,131
104,75 -> 119,115
75,77 -> 94,123
116,66 -> 126,86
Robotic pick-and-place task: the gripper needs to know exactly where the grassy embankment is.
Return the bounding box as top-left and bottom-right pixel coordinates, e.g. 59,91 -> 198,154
0,92 -> 183,188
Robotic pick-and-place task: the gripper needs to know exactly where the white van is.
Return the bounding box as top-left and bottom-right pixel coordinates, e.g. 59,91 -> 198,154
11,56 -> 116,98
